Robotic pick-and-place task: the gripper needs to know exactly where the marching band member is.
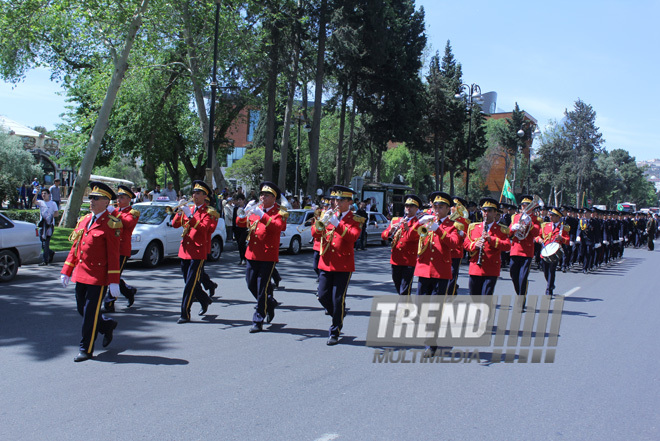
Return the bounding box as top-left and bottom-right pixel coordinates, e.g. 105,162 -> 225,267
60,182 -> 122,362
448,195 -> 470,296
464,198 -> 511,296
312,185 -> 363,345
199,195 -> 220,298
540,207 -> 570,296
103,185 -> 139,312
244,182 -> 287,333
381,194 -> 422,295
312,198 -> 331,281
172,180 -> 214,323
509,195 -> 540,299
414,192 -> 459,296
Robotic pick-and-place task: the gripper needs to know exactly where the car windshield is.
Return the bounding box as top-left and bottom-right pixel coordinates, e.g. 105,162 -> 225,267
134,204 -> 169,225
287,211 -> 306,225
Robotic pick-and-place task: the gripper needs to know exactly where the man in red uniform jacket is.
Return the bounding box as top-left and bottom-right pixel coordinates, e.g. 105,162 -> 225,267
60,182 -> 122,362
540,207 -> 571,296
103,185 -> 139,312
381,194 -> 422,295
312,185 -> 363,345
448,195 -> 470,296
244,181 -> 287,333
464,197 -> 511,296
509,194 -> 541,298
414,192 -> 460,296
312,199 -> 330,282
171,180 -> 214,323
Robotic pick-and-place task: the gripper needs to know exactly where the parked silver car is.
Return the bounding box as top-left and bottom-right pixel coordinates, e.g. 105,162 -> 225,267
279,209 -> 317,254
0,213 -> 42,282
129,202 -> 227,267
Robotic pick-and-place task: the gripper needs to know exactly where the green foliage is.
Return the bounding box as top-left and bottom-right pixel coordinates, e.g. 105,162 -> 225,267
93,156 -> 145,187
226,145 -> 280,191
0,132 -> 43,208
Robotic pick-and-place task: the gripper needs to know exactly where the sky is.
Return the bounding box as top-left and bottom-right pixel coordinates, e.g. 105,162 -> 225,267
1,0 -> 659,161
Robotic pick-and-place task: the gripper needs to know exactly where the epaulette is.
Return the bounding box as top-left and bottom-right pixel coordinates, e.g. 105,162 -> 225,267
541,222 -> 550,228
303,205 -> 312,209
499,225 -> 510,235
207,207 -> 221,219
563,225 -> 570,232
537,216 -> 543,223
453,221 -> 465,231
107,215 -> 123,229
467,223 -> 476,234
68,229 -> 84,243
353,215 -> 366,225
130,208 -> 140,218
279,206 -> 290,220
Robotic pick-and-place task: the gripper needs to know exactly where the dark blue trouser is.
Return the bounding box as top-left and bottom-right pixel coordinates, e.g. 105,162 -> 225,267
392,265 -> 415,295
510,256 -> 532,296
317,270 -> 351,337
75,283 -> 116,354
246,259 -> 277,324
447,258 -> 461,296
41,236 -> 53,264
542,259 -> 558,295
416,277 -> 449,296
469,276 -> 498,296
180,259 -> 211,320
313,250 -> 320,277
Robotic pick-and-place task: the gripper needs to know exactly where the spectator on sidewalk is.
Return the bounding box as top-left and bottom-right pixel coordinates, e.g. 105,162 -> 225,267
34,188 -> 59,265
50,179 -> 62,210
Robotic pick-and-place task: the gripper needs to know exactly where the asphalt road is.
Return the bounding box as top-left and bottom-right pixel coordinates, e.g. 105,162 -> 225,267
1,242 -> 659,440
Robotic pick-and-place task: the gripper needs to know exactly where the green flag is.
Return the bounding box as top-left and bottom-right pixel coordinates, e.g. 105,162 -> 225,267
502,178 -> 516,204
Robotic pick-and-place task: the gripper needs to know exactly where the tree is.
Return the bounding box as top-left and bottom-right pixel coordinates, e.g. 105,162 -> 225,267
0,131 -> 42,208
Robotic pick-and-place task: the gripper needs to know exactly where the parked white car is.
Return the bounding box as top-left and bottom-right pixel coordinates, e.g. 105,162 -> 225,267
129,201 -> 226,267
279,209 -> 317,254
0,212 -> 42,282
363,211 -> 390,246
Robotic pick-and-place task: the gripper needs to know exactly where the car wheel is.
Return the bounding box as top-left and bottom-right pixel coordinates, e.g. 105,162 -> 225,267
208,236 -> 223,261
142,241 -> 162,268
289,236 -> 302,255
0,249 -> 19,282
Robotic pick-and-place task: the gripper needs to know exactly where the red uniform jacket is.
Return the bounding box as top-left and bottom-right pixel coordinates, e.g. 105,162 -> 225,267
451,217 -> 470,258
206,207 -> 220,255
110,206 -> 139,257
540,222 -> 570,246
414,217 -> 459,280
509,213 -> 540,257
62,212 -> 122,285
464,221 -> 511,277
172,204 -> 213,260
245,205 -> 286,262
381,216 -> 420,267
312,210 -> 362,272
312,210 -> 323,252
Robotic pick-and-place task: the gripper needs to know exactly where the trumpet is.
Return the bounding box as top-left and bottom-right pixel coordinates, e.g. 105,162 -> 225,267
166,197 -> 194,215
245,202 -> 264,243
416,213 -> 438,255
315,207 -> 338,231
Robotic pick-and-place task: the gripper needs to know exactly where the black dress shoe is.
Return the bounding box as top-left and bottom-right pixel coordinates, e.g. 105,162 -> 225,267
103,321 -> 118,347
209,282 -> 218,298
101,304 -> 115,314
249,323 -> 263,333
177,317 -> 190,324
126,287 -> 137,307
327,335 -> 339,346
266,309 -> 275,324
74,351 -> 93,362
199,302 -> 209,316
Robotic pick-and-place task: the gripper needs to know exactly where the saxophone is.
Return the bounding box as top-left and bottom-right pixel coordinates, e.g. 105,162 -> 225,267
390,217 -> 407,249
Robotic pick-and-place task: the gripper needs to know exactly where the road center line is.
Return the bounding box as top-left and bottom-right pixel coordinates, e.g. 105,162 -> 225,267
314,434 -> 340,441
562,286 -> 581,297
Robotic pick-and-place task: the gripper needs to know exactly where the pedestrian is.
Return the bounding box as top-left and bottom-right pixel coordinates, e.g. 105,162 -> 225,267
34,187 -> 59,265
162,181 -> 177,201
233,194 -> 248,265
223,197 -> 234,241
60,181 -> 122,362
49,179 -> 62,210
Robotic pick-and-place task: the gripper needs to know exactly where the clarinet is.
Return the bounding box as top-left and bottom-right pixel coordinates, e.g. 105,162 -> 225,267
477,221 -> 487,266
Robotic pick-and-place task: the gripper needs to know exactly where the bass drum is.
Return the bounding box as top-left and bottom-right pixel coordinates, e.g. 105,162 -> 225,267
541,242 -> 563,264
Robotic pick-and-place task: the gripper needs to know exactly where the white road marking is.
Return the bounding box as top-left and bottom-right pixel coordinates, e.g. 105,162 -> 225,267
314,434 -> 340,441
562,286 -> 581,297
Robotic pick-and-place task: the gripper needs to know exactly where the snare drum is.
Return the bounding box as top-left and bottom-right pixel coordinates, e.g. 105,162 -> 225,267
541,242 -> 563,264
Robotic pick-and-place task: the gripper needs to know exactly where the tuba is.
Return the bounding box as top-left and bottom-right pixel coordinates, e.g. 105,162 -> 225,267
450,200 -> 469,222
513,195 -> 540,240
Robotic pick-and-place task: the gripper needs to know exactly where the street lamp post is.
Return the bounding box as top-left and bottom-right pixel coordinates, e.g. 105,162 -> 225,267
206,0 -> 222,188
455,83 -> 482,199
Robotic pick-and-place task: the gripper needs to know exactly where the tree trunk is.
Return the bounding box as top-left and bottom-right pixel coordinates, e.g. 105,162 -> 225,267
343,85 -> 357,186
263,18 -> 281,182
277,6 -> 302,192
440,139 -> 446,192
335,80 -> 348,184
306,0 -> 327,195
433,132 -> 439,191
449,169 -> 455,196
62,0 -> 150,228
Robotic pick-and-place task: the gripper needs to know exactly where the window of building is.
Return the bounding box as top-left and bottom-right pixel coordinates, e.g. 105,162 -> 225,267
247,110 -> 260,142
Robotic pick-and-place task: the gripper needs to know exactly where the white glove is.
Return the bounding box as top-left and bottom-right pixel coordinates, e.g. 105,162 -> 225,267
419,214 -> 435,225
244,200 -> 258,214
510,222 -> 521,232
594,243 -> 601,249
109,283 -> 120,297
60,274 -> 70,288
181,205 -> 192,217
459,230 -> 465,237
570,241 -> 575,246
107,205 -> 115,214
252,207 -> 264,218
428,222 -> 439,232
576,236 -> 581,242
329,215 -> 340,227
603,240 -> 609,245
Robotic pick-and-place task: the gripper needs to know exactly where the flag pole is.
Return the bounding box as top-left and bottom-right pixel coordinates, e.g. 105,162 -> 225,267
499,174 -> 506,203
